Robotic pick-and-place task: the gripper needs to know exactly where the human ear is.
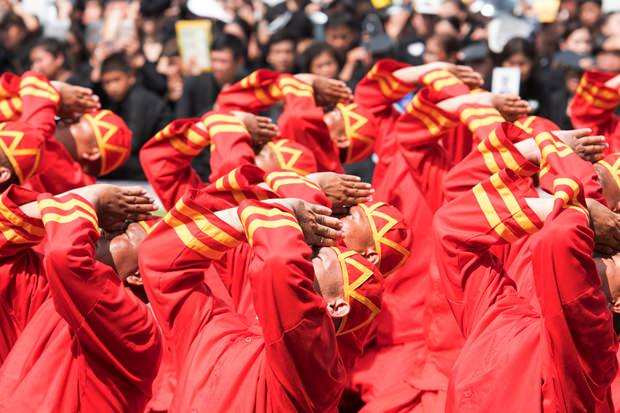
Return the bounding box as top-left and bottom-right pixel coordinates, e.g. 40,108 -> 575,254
0,166 -> 12,184
125,274 -> 143,286
81,147 -> 101,162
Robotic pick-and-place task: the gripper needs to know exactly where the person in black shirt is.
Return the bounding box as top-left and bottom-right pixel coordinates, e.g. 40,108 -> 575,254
99,52 -> 171,181
175,33 -> 246,119
29,37 -> 92,88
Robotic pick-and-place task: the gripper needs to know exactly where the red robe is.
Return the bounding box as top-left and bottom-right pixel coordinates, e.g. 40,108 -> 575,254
569,70 -> 620,153
217,70 -> 344,173
11,72 -> 98,194
140,191 -> 347,412
351,63 -> 472,411
0,193 -> 162,412
139,112 -> 248,210
0,186 -> 48,364
434,168 -> 617,412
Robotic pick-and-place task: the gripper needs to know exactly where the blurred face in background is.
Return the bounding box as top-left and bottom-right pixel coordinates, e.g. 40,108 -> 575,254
211,48 -> 239,86
30,47 -> 64,80
325,25 -> 356,53
267,40 -> 296,73
412,13 -> 438,40
561,27 -> 592,55
603,13 -> 620,38
579,1 -> 601,28
101,70 -> 135,103
310,51 -> 340,79
503,52 -> 533,82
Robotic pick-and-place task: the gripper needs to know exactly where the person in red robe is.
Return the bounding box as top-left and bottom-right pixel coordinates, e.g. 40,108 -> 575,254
0,185 -> 48,364
569,70 -> 620,153
140,187 -> 384,412
0,71 -> 129,194
0,184 -> 162,412
435,154 -> 618,412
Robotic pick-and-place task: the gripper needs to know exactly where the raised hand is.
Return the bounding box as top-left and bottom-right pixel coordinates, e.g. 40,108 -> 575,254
447,65 -> 484,89
77,185 -> 157,232
554,128 -> 608,163
51,81 -> 101,119
313,77 -> 353,107
307,172 -> 374,214
491,94 -> 531,122
233,111 -> 278,145
275,198 -> 344,246
587,199 -> 620,257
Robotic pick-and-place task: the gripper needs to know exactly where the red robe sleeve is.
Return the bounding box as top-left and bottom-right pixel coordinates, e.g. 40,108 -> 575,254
239,200 -> 346,412
19,72 -> 95,194
216,69 -> 282,114
276,75 -> 344,173
418,68 -> 470,100
354,59 -> 415,129
443,123 -> 539,203
38,193 -> 162,392
569,70 -> 620,152
534,130 -> 607,206
205,112 -> 256,181
264,170 -> 331,207
139,188 -> 245,359
139,118 -> 211,211
433,168 -> 543,335
17,71 -> 59,137
394,87 -> 458,211
0,185 -> 48,363
456,97 -> 506,143
531,181 -> 617,412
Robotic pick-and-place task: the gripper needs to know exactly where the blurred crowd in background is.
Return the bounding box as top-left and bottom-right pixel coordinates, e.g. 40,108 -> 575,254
0,0 -> 619,181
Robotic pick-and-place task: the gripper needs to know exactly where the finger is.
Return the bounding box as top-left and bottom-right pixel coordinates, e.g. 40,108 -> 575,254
315,213 -> 343,230
310,204 -> 333,217
340,174 -> 362,182
344,181 -> 373,190
343,187 -> 374,199
581,144 -> 608,154
570,128 -> 593,139
121,186 -> 148,197
586,153 -> 605,162
578,135 -> 607,146
343,196 -> 372,205
314,225 -> 344,242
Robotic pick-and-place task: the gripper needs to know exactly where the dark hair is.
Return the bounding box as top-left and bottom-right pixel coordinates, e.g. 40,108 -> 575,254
211,33 -> 246,61
101,52 -> 132,75
0,12 -> 26,32
325,13 -> 358,33
31,37 -> 69,69
561,20 -> 591,42
437,16 -> 461,33
299,41 -> 343,73
267,31 -> 297,52
499,37 -> 536,65
428,34 -> 460,57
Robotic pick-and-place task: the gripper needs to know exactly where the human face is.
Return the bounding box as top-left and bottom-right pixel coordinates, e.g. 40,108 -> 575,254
595,163 -> 620,212
312,247 -> 350,320
310,51 -> 339,79
30,47 -> 63,79
101,70 -> 134,103
562,27 -> 592,55
56,117 -> 101,175
1,24 -> 26,52
211,49 -> 238,86
503,52 -> 532,82
267,40 -> 296,73
325,26 -> 355,53
579,1 -> 601,28
324,109 -> 348,149
96,223 -> 147,281
423,38 -> 448,64
339,206 -> 377,266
